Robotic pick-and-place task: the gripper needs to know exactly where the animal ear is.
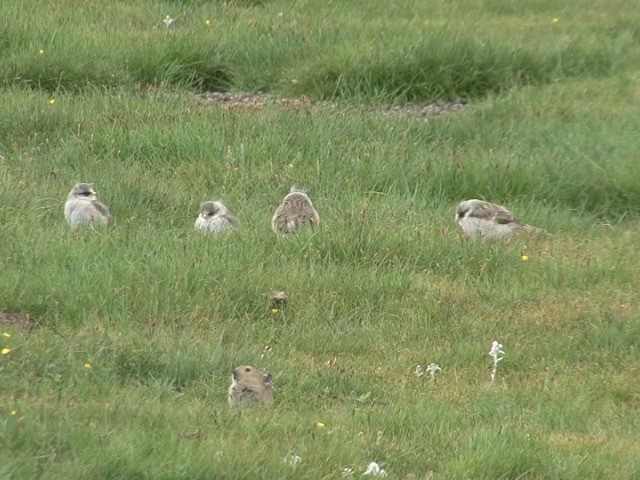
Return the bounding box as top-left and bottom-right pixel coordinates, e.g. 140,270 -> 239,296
263,373 -> 273,385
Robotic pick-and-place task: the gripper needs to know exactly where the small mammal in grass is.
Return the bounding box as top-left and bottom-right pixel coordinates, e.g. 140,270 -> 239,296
266,290 -> 288,309
455,199 -> 541,240
64,183 -> 111,229
228,365 -> 274,407
0,312 -> 32,332
271,187 -> 319,235
194,200 -> 239,233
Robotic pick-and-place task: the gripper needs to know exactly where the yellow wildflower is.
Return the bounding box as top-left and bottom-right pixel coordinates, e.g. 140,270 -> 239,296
2,348 -> 11,355
84,363 -> 92,370
49,98 -> 56,106
39,49 -> 44,55
271,308 -> 279,314
205,19 -> 212,27
551,18 -> 559,24
2,332 -> 10,338
521,255 -> 529,262
316,422 -> 326,429
11,410 -> 17,416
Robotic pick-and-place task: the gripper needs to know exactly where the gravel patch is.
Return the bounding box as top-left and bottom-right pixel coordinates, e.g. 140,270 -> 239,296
194,91 -> 313,111
194,91 -> 470,120
383,98 -> 470,119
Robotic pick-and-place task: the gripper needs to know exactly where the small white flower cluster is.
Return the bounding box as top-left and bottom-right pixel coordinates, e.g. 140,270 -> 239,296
163,15 -> 175,28
340,461 -> 387,477
414,363 -> 441,383
260,345 -> 273,359
414,341 -> 507,385
363,461 -> 388,477
489,340 -> 506,382
285,454 -> 302,468
425,363 -> 441,381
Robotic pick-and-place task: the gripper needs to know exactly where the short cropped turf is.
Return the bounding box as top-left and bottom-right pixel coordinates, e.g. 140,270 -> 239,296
1,0 -> 639,478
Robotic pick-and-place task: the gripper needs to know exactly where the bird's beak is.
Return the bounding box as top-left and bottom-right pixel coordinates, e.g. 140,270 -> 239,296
90,190 -> 97,195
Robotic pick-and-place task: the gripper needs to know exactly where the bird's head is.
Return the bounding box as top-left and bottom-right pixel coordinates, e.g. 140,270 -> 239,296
199,201 -> 224,218
69,183 -> 98,200
456,199 -> 481,222
455,203 -> 469,222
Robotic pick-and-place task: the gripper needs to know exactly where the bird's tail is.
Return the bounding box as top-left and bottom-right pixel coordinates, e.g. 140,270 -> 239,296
522,224 -> 550,237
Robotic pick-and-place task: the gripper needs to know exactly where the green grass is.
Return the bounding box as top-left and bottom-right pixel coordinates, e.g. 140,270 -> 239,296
2,0 -> 637,99
1,0 -> 640,478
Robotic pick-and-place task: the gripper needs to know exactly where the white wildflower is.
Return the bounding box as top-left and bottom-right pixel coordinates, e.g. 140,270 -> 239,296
414,364 -> 424,377
285,454 -> 302,468
363,461 -> 388,477
489,340 -> 505,382
425,363 -> 441,383
163,15 -> 175,28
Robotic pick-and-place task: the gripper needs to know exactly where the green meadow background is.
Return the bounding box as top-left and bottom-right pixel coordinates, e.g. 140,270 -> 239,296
1,0 -> 639,478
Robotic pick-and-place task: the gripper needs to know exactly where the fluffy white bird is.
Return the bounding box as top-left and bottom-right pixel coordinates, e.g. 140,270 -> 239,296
271,187 -> 320,235
64,183 -> 111,229
195,200 -> 239,233
455,199 -> 540,239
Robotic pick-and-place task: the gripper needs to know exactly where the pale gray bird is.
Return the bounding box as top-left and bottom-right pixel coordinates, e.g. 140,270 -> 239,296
271,187 -> 320,235
455,199 -> 540,239
194,200 -> 239,233
64,183 -> 111,229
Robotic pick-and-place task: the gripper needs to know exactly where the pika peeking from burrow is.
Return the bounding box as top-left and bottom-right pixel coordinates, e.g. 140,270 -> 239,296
228,365 -> 274,407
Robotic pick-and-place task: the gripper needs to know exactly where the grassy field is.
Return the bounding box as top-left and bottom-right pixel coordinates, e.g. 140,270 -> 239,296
1,0 -> 640,478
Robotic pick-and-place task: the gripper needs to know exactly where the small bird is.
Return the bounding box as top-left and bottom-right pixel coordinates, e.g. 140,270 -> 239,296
265,290 -> 288,310
194,200 -> 239,233
455,199 -> 540,239
271,187 -> 319,235
228,365 -> 274,407
64,183 -> 111,229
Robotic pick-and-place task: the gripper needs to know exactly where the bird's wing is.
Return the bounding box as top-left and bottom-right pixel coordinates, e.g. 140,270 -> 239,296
92,200 -> 111,219
304,204 -> 320,225
468,202 -> 521,225
222,212 -> 240,227
466,201 -> 499,220
492,207 -> 523,225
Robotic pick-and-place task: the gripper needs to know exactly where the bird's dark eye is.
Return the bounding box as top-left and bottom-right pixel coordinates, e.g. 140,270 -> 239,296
245,367 -> 251,372
81,191 -> 92,196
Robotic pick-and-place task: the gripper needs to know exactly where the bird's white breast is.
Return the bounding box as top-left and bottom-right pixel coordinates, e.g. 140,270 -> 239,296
195,214 -> 229,233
